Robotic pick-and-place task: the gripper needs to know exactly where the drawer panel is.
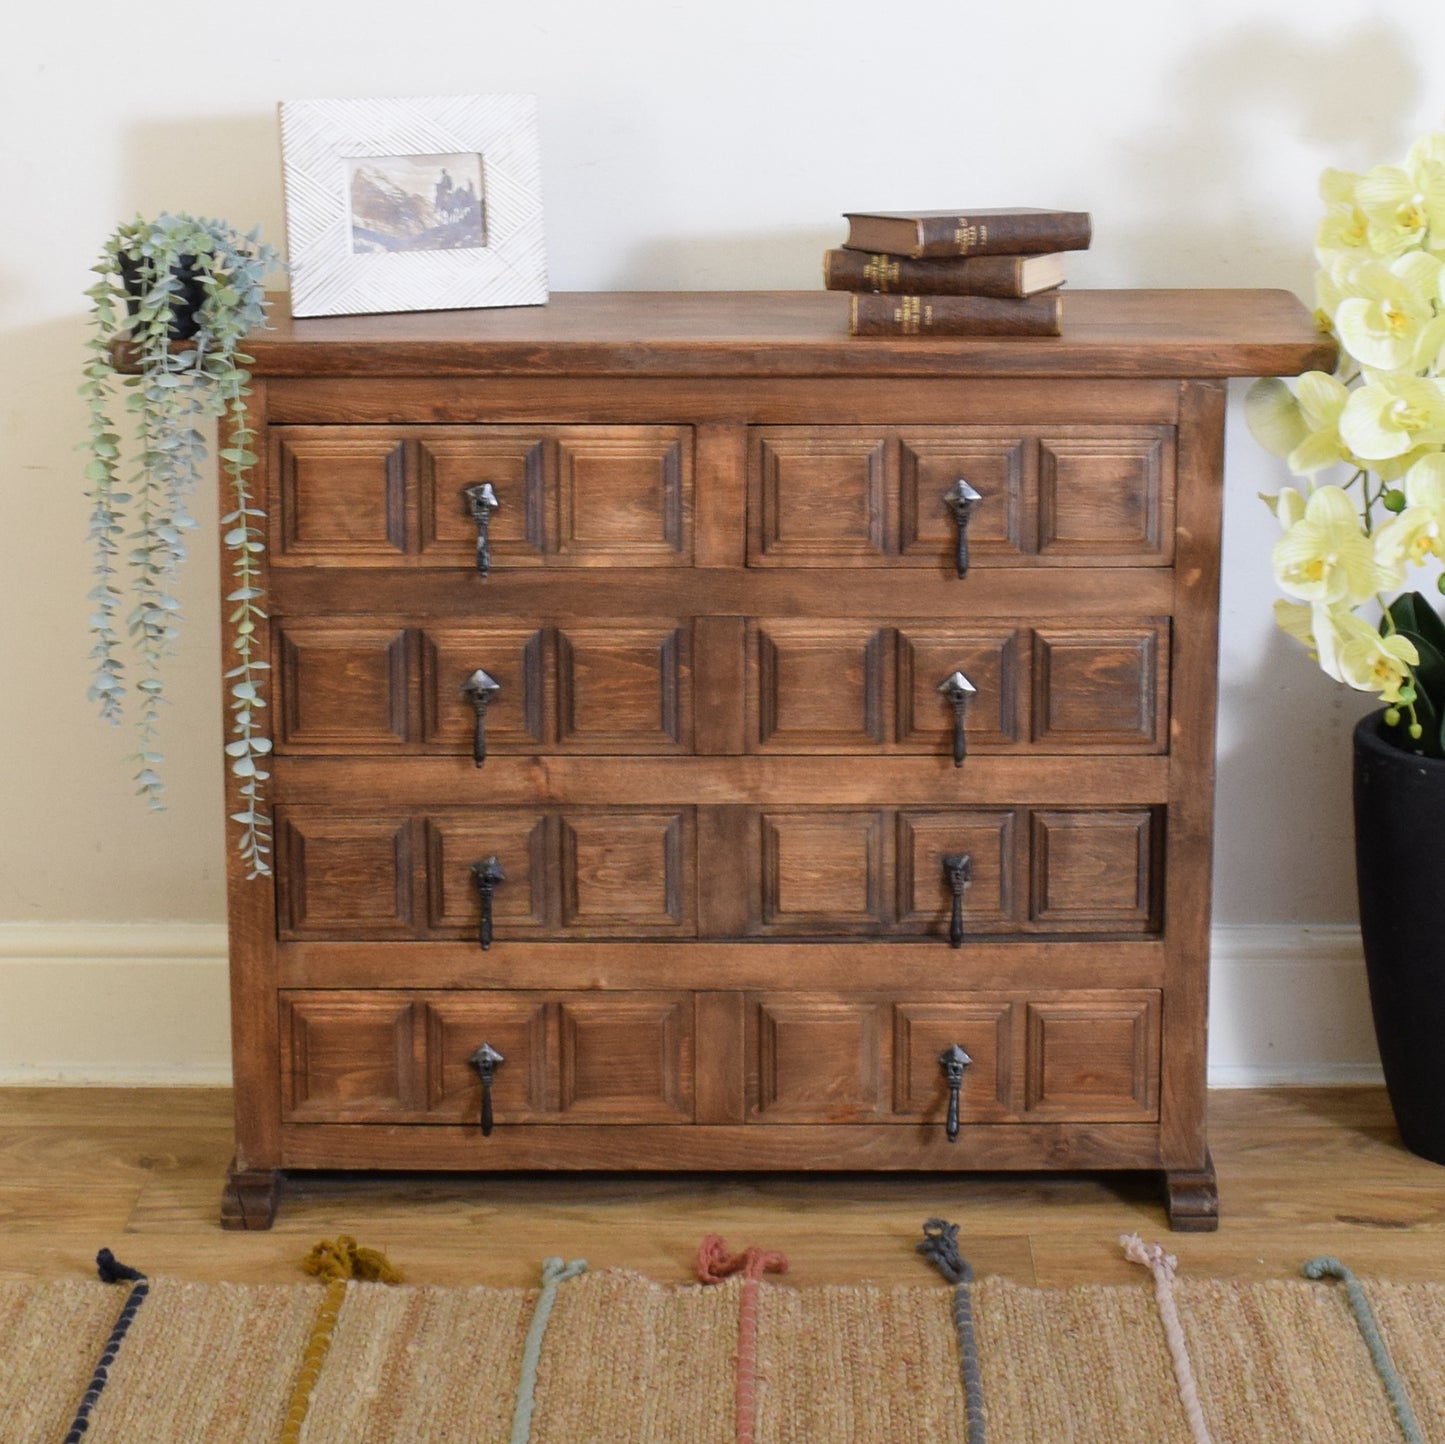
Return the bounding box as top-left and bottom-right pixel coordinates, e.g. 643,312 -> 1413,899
275,618 -> 693,755
270,425 -> 693,568
278,807 -> 697,941
744,990 -> 1161,1124
740,806 -> 1162,939
748,425 -> 1174,567
745,619 -> 1168,756
281,989 -> 694,1124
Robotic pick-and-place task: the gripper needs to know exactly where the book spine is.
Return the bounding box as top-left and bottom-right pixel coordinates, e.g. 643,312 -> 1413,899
824,249 -> 1043,298
848,293 -> 1063,337
911,212 -> 1090,259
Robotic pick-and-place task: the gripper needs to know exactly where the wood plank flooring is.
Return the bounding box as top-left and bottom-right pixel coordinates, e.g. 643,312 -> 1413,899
2,1086 -> 1443,1289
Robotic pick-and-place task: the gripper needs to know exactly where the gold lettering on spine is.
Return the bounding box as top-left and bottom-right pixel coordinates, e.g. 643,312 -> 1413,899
863,254 -> 901,291
953,220 -> 982,255
894,296 -> 922,334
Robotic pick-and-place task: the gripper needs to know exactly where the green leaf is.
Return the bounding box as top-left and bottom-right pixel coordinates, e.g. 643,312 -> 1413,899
1386,593 -> 1445,660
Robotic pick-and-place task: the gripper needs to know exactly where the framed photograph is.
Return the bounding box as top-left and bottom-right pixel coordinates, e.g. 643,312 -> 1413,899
279,94 -> 547,317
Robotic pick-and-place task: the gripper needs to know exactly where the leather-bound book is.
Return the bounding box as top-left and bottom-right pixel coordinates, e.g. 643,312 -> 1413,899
848,292 -> 1063,337
824,248 -> 1065,298
843,208 -> 1091,259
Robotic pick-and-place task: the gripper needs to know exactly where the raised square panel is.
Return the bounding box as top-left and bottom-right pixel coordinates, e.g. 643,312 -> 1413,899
424,996 -> 551,1121
277,624 -> 411,750
748,996 -> 886,1121
1032,624 -> 1169,751
560,811 -> 695,936
899,432 -> 1029,562
557,625 -> 690,751
277,814 -> 413,938
272,431 -> 408,562
281,993 -> 417,1119
1038,430 -> 1174,562
759,811 -> 887,934
425,812 -> 553,937
748,621 -> 888,751
1024,992 -> 1161,1119
896,626 -> 1023,752
896,810 -> 1018,934
1030,809 -> 1160,931
892,1001 -> 1014,1121
420,625 -> 547,752
555,429 -> 691,563
750,430 -> 889,565
557,995 -> 694,1120
417,431 -> 548,564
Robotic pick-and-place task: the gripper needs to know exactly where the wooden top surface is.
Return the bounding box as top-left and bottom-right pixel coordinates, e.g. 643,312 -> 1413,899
244,288 -> 1333,381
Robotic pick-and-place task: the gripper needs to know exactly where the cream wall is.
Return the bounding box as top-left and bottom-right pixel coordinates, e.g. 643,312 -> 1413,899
2,1 -> 1441,1079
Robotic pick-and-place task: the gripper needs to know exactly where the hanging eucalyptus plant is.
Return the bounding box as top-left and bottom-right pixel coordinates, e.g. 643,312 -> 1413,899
82,213 -> 282,877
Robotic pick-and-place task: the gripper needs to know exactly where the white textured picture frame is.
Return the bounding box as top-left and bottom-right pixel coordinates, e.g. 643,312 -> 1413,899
279,94 -> 547,318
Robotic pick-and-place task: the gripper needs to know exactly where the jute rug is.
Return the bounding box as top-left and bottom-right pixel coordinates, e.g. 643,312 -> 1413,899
5,1231 -> 1442,1443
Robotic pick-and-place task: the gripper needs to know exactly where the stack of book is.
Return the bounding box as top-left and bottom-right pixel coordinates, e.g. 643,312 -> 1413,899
827,207 -> 1092,336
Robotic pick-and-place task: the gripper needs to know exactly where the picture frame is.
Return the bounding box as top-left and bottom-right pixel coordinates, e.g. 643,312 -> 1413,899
278,94 -> 547,318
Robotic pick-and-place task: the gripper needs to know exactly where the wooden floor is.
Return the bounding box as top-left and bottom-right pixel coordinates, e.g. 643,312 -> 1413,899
3,1086 -> 1444,1289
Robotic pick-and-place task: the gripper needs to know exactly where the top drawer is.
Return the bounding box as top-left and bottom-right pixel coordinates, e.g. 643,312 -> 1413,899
269,425 -> 692,568
749,425 -> 1175,568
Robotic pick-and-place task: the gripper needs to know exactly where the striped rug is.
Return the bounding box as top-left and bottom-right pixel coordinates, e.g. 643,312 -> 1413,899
6,1241 -> 1445,1442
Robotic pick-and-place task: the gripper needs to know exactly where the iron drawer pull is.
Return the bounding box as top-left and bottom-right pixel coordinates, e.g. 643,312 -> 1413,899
937,671 -> 976,768
462,669 -> 501,767
462,483 -> 500,577
938,1044 -> 972,1142
943,480 -> 982,577
469,1042 -> 505,1136
470,855 -> 506,950
942,853 -> 972,949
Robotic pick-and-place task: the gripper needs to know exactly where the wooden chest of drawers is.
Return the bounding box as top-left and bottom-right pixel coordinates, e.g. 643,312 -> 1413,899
218,290 -> 1327,1229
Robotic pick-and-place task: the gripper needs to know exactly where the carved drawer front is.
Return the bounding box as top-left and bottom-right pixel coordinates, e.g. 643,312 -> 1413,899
276,623 -> 415,749
748,425 -> 1174,567
270,425 -> 692,567
752,810 -> 889,936
1031,809 -> 1162,932
747,621 -> 888,751
276,813 -> 415,940
279,808 -> 696,942
1023,993 -> 1161,1120
282,993 -> 420,1119
280,990 -> 694,1125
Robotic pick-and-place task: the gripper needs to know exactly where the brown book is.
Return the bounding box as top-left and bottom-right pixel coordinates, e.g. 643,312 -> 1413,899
848,292 -> 1063,337
824,248 -> 1065,298
842,208 -> 1091,259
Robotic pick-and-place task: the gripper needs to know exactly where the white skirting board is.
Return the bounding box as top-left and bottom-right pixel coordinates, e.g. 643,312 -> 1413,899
0,922 -> 1383,1087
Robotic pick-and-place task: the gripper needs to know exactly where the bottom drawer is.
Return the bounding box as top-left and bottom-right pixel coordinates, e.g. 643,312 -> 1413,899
279,986 -> 1160,1133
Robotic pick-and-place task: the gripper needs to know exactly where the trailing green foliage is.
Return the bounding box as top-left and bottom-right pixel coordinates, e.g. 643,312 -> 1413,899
83,213 -> 281,877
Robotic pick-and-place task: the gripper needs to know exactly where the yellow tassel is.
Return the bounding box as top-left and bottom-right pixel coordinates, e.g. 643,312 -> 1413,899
301,1235 -> 404,1285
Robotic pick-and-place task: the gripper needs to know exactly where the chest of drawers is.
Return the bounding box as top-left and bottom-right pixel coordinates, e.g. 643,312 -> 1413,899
217,290 -> 1328,1230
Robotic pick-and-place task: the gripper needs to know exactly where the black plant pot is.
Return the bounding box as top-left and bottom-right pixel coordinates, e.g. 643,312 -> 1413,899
1354,708 -> 1445,1164
118,252 -> 205,342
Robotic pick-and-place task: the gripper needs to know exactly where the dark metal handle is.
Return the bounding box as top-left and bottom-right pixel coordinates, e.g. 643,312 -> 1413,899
470,855 -> 505,950
469,1042 -> 505,1136
937,671 -> 976,768
463,483 -> 500,577
462,669 -> 501,767
944,480 -> 982,578
942,853 -> 972,949
939,1043 -> 972,1142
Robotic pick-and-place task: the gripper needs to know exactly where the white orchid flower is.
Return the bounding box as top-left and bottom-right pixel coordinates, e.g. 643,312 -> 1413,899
1374,453 -> 1445,572
1355,140 -> 1445,256
1334,611 -> 1420,702
1334,259 -> 1439,371
1271,485 -> 1391,605
1339,376 -> 1445,461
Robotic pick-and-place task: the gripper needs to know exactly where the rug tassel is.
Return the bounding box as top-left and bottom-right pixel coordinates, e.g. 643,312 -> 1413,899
917,1219 -> 985,1443
1302,1257 -> 1423,1444
1121,1234 -> 1212,1444
301,1234 -> 404,1284
63,1250 -> 151,1443
282,1238 -> 404,1444
510,1257 -> 588,1444
697,1236 -> 788,1444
